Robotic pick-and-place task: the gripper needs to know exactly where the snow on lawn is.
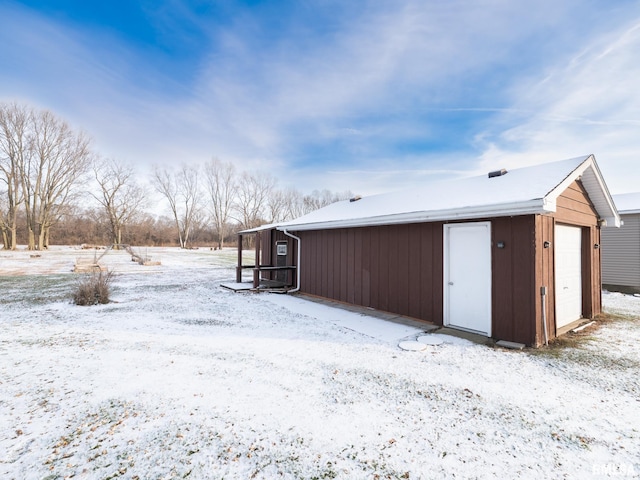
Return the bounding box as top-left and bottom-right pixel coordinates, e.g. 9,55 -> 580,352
1,247 -> 639,479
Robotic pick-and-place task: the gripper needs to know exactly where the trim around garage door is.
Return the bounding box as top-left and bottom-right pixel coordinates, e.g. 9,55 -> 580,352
554,224 -> 583,328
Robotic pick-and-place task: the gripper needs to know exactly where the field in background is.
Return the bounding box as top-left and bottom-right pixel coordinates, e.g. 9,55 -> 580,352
0,245 -> 249,277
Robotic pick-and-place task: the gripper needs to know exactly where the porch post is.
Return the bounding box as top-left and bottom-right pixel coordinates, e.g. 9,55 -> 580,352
253,231 -> 261,289
236,233 -> 243,283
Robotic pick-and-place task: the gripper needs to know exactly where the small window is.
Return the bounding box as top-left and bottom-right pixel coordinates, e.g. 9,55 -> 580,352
277,243 -> 287,256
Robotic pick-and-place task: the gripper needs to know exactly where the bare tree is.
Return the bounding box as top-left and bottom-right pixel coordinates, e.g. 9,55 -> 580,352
14,108 -> 92,250
204,158 -> 236,249
266,188 -> 289,224
278,187 -> 307,221
0,103 -> 27,250
234,171 -> 276,230
303,189 -> 352,214
0,187 -> 11,249
92,158 -> 147,247
152,165 -> 200,248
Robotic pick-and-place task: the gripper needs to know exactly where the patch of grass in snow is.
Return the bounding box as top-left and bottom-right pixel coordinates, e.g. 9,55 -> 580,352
40,395 -> 417,480
0,274 -> 75,305
529,313 -> 640,395
531,312 -> 639,363
596,311 -> 638,325
177,317 -> 234,327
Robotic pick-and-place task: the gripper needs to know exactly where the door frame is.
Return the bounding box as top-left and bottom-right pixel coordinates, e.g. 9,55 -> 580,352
443,221 -> 492,336
553,223 -> 584,330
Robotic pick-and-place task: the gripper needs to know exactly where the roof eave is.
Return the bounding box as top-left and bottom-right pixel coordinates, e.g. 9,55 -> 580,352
278,199 -> 549,232
237,223 -> 278,234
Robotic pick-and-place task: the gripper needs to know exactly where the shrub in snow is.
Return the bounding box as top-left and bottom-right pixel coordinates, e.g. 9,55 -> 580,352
72,270 -> 114,305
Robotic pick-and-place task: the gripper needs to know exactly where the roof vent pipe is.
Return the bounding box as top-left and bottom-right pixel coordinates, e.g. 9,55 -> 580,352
488,168 -> 508,178
350,195 -> 362,202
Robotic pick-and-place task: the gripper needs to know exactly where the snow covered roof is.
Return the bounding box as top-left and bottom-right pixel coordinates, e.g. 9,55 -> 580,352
271,154 -> 620,232
612,192 -> 640,214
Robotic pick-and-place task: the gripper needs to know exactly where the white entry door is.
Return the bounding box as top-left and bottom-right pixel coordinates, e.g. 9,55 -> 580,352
555,224 -> 583,328
444,222 -> 492,336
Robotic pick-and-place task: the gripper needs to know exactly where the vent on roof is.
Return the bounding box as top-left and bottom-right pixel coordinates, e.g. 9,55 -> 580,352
350,195 -> 362,202
488,168 -> 508,178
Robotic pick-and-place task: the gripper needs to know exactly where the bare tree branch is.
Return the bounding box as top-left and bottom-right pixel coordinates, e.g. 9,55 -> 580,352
234,171 -> 276,230
152,164 -> 201,248
14,107 -> 92,249
92,157 -> 147,247
204,157 -> 236,249
0,103 -> 28,249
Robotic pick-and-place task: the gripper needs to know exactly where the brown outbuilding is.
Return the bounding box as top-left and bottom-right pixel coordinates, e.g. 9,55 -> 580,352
237,155 -> 620,347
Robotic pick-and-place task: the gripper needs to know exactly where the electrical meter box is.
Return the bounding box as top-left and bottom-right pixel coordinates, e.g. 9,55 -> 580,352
276,241 -> 288,284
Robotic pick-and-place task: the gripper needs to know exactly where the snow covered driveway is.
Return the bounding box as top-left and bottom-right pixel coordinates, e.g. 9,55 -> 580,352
1,247 -> 639,479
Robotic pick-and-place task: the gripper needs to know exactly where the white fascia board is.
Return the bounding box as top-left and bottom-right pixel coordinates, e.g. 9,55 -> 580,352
582,158 -> 620,227
278,199 -> 548,232
237,223 -> 278,234
545,154 -> 593,201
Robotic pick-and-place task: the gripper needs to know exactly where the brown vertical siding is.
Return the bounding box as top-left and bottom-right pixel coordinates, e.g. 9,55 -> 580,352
369,228 -> 380,308
582,225 -> 602,316
322,230 -> 330,297
361,228 -> 371,307
407,224 -> 422,319
387,226 -> 399,314
353,229 -> 363,305
332,232 -> 340,296
397,224 -> 410,316
537,215 -> 555,346
340,231 -> 348,302
346,229 -> 355,304
421,224 -> 439,321
491,216 -> 537,345
298,223 -> 444,325
378,228 -> 390,312
491,217 -> 515,342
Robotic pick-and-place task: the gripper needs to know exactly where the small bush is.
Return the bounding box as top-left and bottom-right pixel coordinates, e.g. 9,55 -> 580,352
73,269 -> 114,306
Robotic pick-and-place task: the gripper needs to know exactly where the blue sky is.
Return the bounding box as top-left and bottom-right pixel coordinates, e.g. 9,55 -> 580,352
1,0 -> 639,196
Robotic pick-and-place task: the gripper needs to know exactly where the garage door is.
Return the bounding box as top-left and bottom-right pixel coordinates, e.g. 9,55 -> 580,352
555,224 -> 582,328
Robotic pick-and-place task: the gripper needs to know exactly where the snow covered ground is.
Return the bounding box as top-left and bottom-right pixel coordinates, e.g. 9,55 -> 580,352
1,246 -> 639,479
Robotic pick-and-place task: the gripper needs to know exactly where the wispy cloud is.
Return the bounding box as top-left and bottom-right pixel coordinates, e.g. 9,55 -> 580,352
473,13 -> 640,193
2,0 -> 639,195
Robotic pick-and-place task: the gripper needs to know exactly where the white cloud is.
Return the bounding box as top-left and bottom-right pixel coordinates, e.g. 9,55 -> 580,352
2,0 -> 639,196
473,15 -> 640,193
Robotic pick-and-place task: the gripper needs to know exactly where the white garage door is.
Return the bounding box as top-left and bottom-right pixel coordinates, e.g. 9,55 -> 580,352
444,222 -> 492,336
555,224 -> 583,328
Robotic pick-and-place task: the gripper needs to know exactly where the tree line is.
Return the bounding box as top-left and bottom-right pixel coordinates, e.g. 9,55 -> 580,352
0,102 -> 350,250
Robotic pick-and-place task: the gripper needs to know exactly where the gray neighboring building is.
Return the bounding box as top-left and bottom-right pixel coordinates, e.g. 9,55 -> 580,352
602,192 -> 640,293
